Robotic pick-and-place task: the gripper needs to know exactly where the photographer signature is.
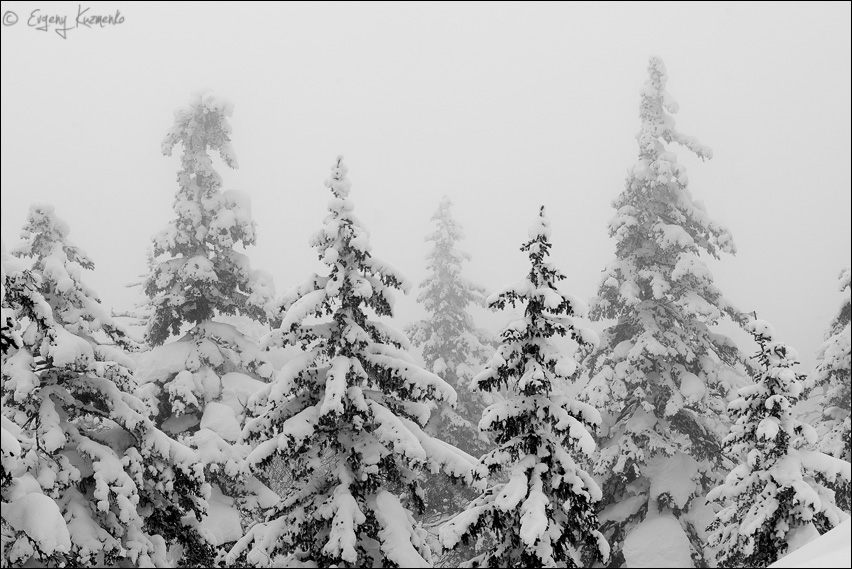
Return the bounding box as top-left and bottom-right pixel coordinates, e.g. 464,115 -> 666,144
3,4 -> 125,39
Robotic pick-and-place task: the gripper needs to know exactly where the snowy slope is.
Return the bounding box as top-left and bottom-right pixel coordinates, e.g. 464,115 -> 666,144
769,518 -> 852,568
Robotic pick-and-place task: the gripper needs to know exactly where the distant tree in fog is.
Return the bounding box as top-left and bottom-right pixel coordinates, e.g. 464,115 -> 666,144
406,195 -> 495,457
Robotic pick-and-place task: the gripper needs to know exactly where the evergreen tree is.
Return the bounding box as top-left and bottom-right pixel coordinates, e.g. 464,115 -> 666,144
404,197 -> 496,564
406,196 -> 494,457
439,207 -> 609,568
582,56 -> 748,567
807,268 -> 851,463
1,206 -> 210,567
136,91 -> 278,563
144,90 -> 273,347
0,243 -> 20,355
707,318 -> 850,568
231,157 -> 476,567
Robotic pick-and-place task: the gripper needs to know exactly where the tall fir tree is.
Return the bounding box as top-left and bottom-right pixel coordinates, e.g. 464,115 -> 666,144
582,56 -> 748,567
1,206 -> 211,567
231,157 -> 477,567
144,90 -> 272,346
707,318 -> 850,568
807,268 -> 851,463
439,207 -> 609,568
136,91 -> 278,562
405,196 -> 495,458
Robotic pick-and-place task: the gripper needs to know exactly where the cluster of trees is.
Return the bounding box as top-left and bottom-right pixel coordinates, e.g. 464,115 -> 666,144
2,57 -> 849,568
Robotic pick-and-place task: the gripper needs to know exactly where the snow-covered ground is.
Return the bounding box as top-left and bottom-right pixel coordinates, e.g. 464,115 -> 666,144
769,518 -> 852,568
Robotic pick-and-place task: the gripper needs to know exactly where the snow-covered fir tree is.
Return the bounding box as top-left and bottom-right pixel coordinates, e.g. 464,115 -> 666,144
0,244 -> 18,357
1,206 -> 211,567
405,196 -> 494,457
135,91 -> 279,562
707,318 -> 851,568
439,207 -> 609,568
582,56 -> 749,567
230,157 -> 477,567
404,197 -> 496,563
807,268 -> 850,463
144,90 -> 273,346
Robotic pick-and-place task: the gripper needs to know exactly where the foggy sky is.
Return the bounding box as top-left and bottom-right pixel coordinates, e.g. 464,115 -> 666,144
1,1 -> 850,371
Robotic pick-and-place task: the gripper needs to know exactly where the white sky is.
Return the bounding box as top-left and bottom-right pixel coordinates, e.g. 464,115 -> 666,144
1,1 -> 850,371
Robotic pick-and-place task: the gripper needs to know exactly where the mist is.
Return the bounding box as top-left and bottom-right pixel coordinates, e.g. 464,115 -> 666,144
2,1 -> 850,369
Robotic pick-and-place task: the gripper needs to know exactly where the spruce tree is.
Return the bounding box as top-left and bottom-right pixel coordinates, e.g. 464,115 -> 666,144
439,207 -> 609,568
1,205 -> 210,567
707,318 -> 850,568
582,56 -> 748,567
144,90 -> 272,346
406,197 -> 494,456
807,268 -> 851,463
0,244 -> 21,356
136,91 -> 278,562
231,157 -> 476,567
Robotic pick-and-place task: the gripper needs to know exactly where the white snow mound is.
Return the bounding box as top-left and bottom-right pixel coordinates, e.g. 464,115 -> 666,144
623,514 -> 692,568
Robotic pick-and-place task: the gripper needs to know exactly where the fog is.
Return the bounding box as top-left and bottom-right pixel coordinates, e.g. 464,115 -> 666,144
2,1 -> 850,370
